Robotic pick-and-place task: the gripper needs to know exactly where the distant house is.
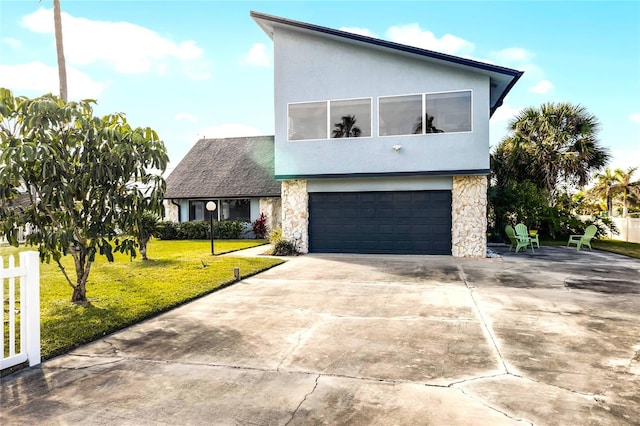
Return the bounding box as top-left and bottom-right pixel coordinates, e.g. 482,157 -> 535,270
163,136 -> 281,232
165,12 -> 522,256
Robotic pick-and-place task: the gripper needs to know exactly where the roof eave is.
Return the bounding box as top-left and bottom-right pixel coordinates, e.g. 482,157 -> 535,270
251,10 -> 524,118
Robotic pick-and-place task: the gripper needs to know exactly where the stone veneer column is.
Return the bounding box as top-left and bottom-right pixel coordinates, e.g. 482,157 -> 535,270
281,180 -> 309,253
451,175 -> 487,258
259,197 -> 282,234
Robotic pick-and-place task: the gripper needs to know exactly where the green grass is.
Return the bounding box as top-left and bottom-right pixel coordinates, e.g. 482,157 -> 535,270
541,238 -> 640,259
1,239 -> 283,362
591,239 -> 640,259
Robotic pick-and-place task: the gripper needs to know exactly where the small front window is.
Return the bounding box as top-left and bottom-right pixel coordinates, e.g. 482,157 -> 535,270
221,199 -> 250,221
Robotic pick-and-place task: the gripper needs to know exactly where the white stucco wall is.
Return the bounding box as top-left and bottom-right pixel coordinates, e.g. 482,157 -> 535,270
273,27 -> 491,177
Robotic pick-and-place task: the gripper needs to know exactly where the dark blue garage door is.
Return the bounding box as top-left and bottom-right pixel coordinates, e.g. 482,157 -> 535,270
308,191 -> 452,255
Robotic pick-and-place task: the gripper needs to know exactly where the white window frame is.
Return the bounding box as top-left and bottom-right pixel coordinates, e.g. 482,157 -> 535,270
378,89 -> 473,137
287,97 -> 373,141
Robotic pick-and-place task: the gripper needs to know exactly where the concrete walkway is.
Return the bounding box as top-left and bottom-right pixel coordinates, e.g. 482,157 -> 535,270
2,245 -> 639,425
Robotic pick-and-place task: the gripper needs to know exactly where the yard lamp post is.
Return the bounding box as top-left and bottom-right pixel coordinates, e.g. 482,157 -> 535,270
206,201 -> 217,255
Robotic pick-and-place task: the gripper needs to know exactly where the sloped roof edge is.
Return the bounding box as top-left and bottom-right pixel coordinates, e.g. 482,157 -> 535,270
250,10 -> 523,116
164,136 -> 281,199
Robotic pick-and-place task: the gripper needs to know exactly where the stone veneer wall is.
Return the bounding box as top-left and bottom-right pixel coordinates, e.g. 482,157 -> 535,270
163,200 -> 179,222
281,180 -> 309,253
451,175 -> 487,257
259,197 -> 282,235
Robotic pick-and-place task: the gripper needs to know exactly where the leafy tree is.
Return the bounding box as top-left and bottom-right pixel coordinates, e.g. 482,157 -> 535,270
0,89 -> 168,302
490,102 -> 614,239
332,115 -> 361,138
496,102 -> 609,197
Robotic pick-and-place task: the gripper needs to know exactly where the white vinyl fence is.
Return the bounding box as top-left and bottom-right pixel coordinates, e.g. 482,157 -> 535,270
608,218 -> 640,244
0,228 -> 28,245
1,251 -> 41,370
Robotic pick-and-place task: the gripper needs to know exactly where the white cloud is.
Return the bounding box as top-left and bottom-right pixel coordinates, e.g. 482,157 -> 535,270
2,37 -> 23,50
197,123 -> 263,139
491,103 -> 522,123
0,62 -> 107,99
339,27 -> 378,38
610,148 -> 640,171
529,80 -> 554,94
244,43 -> 270,67
630,113 -> 640,123
489,47 -> 543,79
21,7 -> 210,78
490,47 -> 533,63
385,23 -> 474,56
174,112 -> 197,123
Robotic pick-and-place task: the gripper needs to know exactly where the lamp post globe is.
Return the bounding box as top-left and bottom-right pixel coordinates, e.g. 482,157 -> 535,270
206,201 -> 216,255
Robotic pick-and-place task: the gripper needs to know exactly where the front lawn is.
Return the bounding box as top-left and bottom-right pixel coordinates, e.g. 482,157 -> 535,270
1,239 -> 283,362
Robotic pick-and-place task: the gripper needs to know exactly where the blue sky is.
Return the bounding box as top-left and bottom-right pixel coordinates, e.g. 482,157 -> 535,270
1,1 -> 639,177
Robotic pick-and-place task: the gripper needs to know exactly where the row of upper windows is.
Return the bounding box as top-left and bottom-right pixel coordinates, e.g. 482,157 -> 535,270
287,90 -> 472,141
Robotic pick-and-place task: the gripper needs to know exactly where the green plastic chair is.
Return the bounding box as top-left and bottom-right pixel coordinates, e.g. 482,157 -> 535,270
505,225 -> 533,253
567,224 -> 597,251
515,223 -> 539,249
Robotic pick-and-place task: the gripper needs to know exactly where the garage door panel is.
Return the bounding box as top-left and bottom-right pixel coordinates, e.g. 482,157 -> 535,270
309,190 -> 452,255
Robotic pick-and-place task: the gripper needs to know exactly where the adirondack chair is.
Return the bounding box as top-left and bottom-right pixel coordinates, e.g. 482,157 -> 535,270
515,223 -> 539,249
567,224 -> 597,251
505,225 -> 533,253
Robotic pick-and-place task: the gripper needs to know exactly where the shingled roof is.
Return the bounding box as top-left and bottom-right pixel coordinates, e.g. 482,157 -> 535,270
164,136 -> 281,199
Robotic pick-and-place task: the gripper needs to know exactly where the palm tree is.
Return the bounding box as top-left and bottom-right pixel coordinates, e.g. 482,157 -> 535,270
132,212 -> 161,260
589,167 -> 621,216
332,115 -> 361,138
500,102 -> 609,197
52,0 -> 68,101
613,167 -> 640,217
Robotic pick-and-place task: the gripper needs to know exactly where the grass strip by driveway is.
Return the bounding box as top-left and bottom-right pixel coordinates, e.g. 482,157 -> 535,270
591,239 -> 640,259
1,239 -> 283,362
542,238 -> 640,259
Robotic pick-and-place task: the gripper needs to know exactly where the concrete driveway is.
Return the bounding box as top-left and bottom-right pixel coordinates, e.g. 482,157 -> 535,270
2,246 -> 639,425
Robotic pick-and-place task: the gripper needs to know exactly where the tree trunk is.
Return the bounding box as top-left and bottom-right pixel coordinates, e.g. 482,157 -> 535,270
70,246 -> 92,303
53,0 -> 68,102
71,283 -> 87,303
140,239 -> 148,260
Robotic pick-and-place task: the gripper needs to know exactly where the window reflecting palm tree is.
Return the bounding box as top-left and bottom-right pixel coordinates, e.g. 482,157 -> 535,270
332,115 -> 362,138
414,114 -> 443,134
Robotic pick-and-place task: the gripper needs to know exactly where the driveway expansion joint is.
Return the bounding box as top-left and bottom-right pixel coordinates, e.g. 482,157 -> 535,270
457,265 -> 509,374
457,385 -> 535,425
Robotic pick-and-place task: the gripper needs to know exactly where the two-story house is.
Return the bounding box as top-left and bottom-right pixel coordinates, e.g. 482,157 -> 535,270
165,12 -> 522,257
251,11 -> 522,256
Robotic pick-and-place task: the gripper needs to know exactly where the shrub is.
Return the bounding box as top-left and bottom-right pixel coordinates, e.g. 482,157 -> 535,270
179,221 -> 209,239
215,220 -> 245,239
157,221 -> 179,240
269,227 -> 283,244
252,213 -> 268,239
155,220 -> 249,240
272,239 -> 297,256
